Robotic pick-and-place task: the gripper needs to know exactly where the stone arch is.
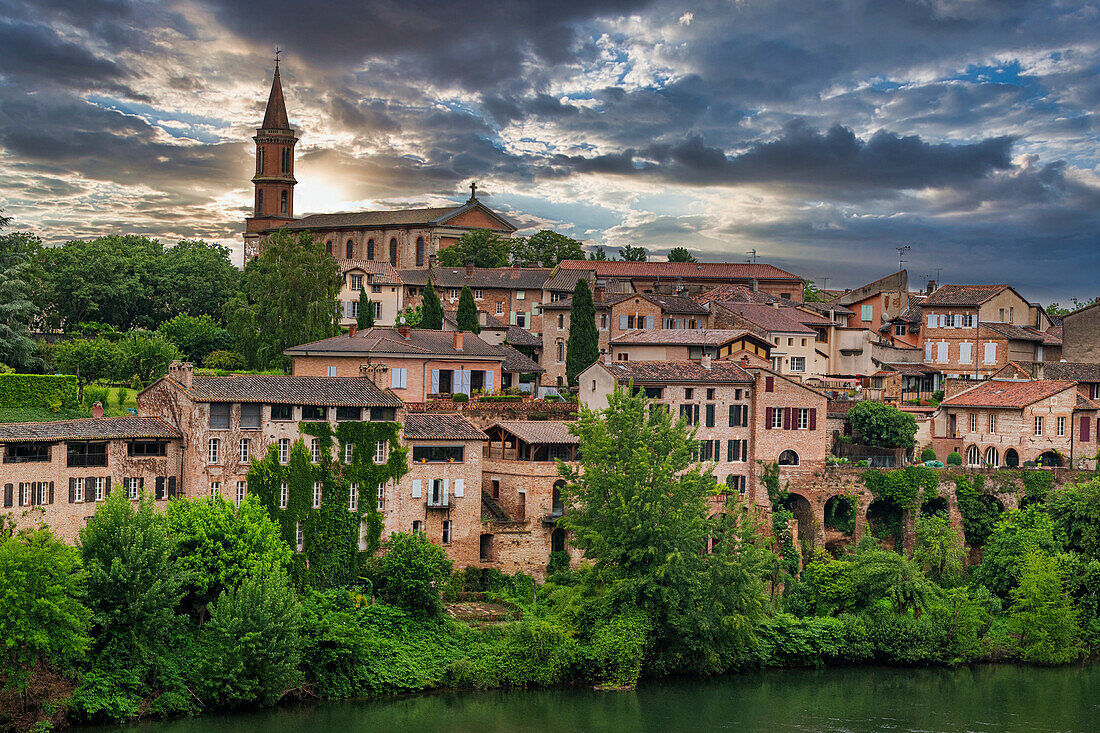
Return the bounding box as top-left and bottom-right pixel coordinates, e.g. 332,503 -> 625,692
921,495 -> 949,518
778,449 -> 800,466
985,446 -> 999,468
966,444 -> 981,467
1004,448 -> 1020,468
780,491 -> 815,555
867,498 -> 904,548
1038,450 -> 1063,467
824,495 -> 856,536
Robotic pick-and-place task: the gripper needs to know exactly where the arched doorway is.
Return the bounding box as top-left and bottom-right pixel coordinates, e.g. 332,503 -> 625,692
985,446 -> 999,467
824,495 -> 856,535
1038,451 -> 1063,467
966,445 -> 981,466
550,527 -> 566,554
1004,448 -> 1020,468
780,492 -> 815,557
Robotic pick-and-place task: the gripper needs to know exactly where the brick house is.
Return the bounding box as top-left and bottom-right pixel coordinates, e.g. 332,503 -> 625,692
931,379 -> 1099,469
708,302 -> 826,379
543,260 -> 806,302
831,270 -> 912,335
578,358 -> 827,506
1,416 -> 184,540
285,327 -> 508,401
992,361 -> 1100,403
338,261 -> 404,328
608,328 -> 772,363
399,265 -> 550,333
481,421 -> 583,578
398,414 -> 488,564
1061,301 -> 1100,362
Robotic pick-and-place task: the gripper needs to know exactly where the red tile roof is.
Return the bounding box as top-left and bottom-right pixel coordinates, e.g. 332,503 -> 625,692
713,302 -> 816,334
923,284 -> 1010,306
603,360 -> 755,384
940,379 -> 1078,409
0,417 -> 182,443
177,375 -> 402,407
489,421 -> 578,445
286,328 -> 506,359
403,414 -> 487,441
610,328 -> 755,346
555,259 -> 804,282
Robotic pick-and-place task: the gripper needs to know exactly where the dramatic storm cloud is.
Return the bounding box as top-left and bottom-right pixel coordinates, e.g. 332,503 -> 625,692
1,0 -> 1099,299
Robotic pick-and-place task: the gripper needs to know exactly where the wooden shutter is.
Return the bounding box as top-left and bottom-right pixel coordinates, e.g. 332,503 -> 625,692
2,483 -> 11,508
782,407 -> 791,430
68,477 -> 76,503
105,476 -> 112,496
411,479 -> 422,499
765,407 -> 773,429
167,476 -> 177,499
454,479 -> 464,498
705,404 -> 715,427
1082,416 -> 1091,443
809,408 -> 817,430
727,440 -> 734,462
765,376 -> 774,392
729,405 -> 735,427
155,476 -> 166,500
48,481 -> 54,504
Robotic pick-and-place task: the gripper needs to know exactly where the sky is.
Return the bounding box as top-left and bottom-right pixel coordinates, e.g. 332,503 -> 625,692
1,0 -> 1099,303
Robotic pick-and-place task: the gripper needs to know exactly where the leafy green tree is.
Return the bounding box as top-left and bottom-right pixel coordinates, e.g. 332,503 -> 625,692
1009,550 -> 1081,664
559,388 -> 770,675
49,338 -> 123,396
158,240 -> 239,321
913,515 -> 967,586
437,229 -> 510,268
202,350 -> 247,371
617,244 -> 647,261
1049,477 -> 1100,559
357,286 -> 375,329
166,495 -> 292,618
588,246 -> 610,260
156,314 -> 231,362
973,507 -> 1060,599
851,547 -> 940,616
804,280 -> 825,302
226,230 -> 343,371
0,526 -> 90,694
420,278 -> 444,330
78,492 -> 187,679
510,230 -> 586,267
666,247 -> 696,263
373,531 -> 452,616
199,571 -> 301,706
456,286 -> 480,333
397,304 -> 422,328
565,278 -> 598,387
117,331 -> 183,384
0,220 -> 43,371
847,400 -> 918,448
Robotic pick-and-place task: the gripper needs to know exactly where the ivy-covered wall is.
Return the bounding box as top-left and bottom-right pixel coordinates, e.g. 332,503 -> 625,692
247,420 -> 409,588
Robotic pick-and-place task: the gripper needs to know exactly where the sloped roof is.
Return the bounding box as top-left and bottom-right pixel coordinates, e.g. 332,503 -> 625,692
0,417 -> 182,443
401,266 -> 550,290
923,284 -> 1010,306
443,311 -> 509,331
835,270 -> 907,307
261,62 -> 291,130
285,328 -> 506,360
694,284 -> 777,306
608,292 -> 709,315
490,420 -> 578,445
880,362 -> 940,376
940,379 -> 1077,409
555,259 -> 803,282
281,200 -> 516,233
505,325 -> 541,347
602,360 -> 755,384
714,302 -> 816,334
980,322 -> 1046,342
610,328 -> 756,346
177,375 -> 402,407
499,344 -> 543,373
999,361 -> 1100,382
403,414 -> 487,441
343,261 -> 401,282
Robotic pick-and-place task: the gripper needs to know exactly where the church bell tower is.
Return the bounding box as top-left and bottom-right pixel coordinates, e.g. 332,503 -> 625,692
244,53 -> 298,259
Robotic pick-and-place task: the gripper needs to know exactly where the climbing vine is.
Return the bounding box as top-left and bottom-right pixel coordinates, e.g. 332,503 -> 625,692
953,474 -> 1002,547
823,494 -> 858,535
760,461 -> 799,576
861,465 -> 938,548
247,420 -> 408,589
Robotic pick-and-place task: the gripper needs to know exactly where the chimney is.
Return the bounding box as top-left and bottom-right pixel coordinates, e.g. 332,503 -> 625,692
92,401 -> 104,419
594,286 -> 605,303
740,355 -> 750,367
701,354 -> 712,370
168,360 -> 193,388
927,280 -> 937,296
349,324 -> 358,336
466,262 -> 474,277
359,363 -> 389,389
453,331 -> 464,351
397,325 -> 411,338
429,253 -> 437,268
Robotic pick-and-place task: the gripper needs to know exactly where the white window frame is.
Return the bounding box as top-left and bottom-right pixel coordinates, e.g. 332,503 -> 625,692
312,481 -> 322,508
936,342 -> 948,363
127,477 -> 140,499
1057,416 -> 1066,437
983,342 -> 998,364
375,440 -> 387,464
374,301 -> 382,319
442,519 -> 452,545
391,367 -> 407,389
1035,416 -> 1043,436
328,366 -> 338,377
208,438 -> 220,465
236,480 -> 246,506
94,477 -> 105,501
349,274 -> 363,292
377,483 -> 386,511
239,438 -> 250,463
345,443 -> 354,464
311,438 -> 321,463
278,438 -> 290,464
279,481 -> 288,509
797,408 -> 809,430
496,301 -> 503,315
790,356 -> 806,373
988,414 -> 996,434
516,290 -> 525,300
296,521 -> 304,552
959,342 -> 972,364
771,409 -> 783,429
210,481 -> 220,498
74,477 -> 84,503
969,413 -> 977,433
349,482 -> 358,512
474,289 -> 483,299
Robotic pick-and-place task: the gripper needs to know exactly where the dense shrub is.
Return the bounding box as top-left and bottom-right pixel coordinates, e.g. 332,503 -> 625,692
372,532 -> 453,616
0,374 -> 79,410
203,350 -> 248,371
946,451 -> 962,466
920,448 -> 937,461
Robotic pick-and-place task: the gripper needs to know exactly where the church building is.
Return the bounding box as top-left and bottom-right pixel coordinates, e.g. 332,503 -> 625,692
243,59 -> 517,265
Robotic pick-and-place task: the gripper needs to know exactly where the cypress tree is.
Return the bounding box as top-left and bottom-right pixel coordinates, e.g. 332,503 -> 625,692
456,286 -> 480,333
421,278 -> 443,330
566,278 -> 599,387
357,286 -> 375,329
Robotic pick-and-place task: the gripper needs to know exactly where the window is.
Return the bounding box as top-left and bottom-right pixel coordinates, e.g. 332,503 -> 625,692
969,414 -> 977,433
983,342 -> 997,364
772,409 -> 784,429
279,482 -> 288,509
209,403 -> 230,429
346,240 -> 355,259
556,341 -> 565,364
257,145 -> 265,173
706,388 -> 715,400
313,481 -> 322,508
967,445 -> 981,466
959,342 -> 973,364
372,283 -> 382,294
328,366 -> 338,377
389,238 -> 398,266
302,405 -> 326,421
798,408 -> 809,430
985,447 -> 999,467
787,338 -> 793,346
326,241 -> 333,255
377,483 -> 385,511
988,414 -> 996,434
210,481 -> 221,498
705,404 -> 716,427
349,274 -> 363,291
367,239 -> 375,260
558,314 -> 565,329
374,301 -> 382,319
729,404 -> 748,427
271,404 -> 293,421
937,342 -> 948,363
925,342 -> 934,361
412,520 -> 423,533
74,477 -> 84,503
1057,416 -> 1066,437
236,481 -> 246,506
208,438 -> 220,464
679,404 -> 700,426
128,440 -> 166,457
256,188 -> 263,215
449,288 -> 459,300
278,438 -> 290,464
296,521 -> 304,552
349,482 -> 358,511
894,324 -> 907,337
375,441 -> 388,464
411,445 -> 463,463
801,338 -> 807,347
442,520 -> 452,545
685,388 -> 694,400
1035,416 -> 1044,436
240,403 -> 262,429
94,477 -> 105,501
416,237 -> 425,267
778,450 -> 799,466
126,477 -> 141,499
310,439 -> 321,463
600,313 -> 607,329
239,438 -> 250,463
4,443 -> 50,463
516,290 -> 525,300
281,147 -> 290,174
390,368 -> 408,389
790,356 -> 806,373
336,406 -> 361,420
496,301 -> 504,315
280,189 -> 288,214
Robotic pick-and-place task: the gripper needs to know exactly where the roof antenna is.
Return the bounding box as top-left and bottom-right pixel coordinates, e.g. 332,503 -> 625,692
896,245 -> 911,272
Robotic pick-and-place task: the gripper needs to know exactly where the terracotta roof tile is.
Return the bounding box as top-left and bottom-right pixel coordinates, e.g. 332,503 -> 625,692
999,361 -> 1100,382
713,302 -> 816,334
400,266 -> 549,290
603,360 -> 755,384
505,326 -> 541,347
923,284 -> 1010,306
403,414 -> 487,441
499,344 -> 543,373
610,328 -> 755,346
556,259 -> 803,282
490,420 -> 578,445
180,376 -> 402,407
342,261 -> 401,282
0,417 -> 181,443
286,328 -> 506,359
941,379 -> 1077,409
980,322 -> 1046,342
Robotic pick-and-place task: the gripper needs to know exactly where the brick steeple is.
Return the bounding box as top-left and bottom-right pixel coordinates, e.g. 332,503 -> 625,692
245,54 -> 298,248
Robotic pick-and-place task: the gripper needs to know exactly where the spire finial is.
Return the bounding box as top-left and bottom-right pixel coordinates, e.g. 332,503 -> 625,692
274,46 -> 281,72
468,181 -> 477,202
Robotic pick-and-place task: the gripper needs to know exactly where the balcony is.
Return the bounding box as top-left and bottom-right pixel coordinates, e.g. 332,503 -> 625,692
426,497 -> 453,510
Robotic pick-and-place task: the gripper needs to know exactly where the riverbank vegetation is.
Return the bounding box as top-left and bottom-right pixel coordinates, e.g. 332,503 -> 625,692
2,389 -> 1098,731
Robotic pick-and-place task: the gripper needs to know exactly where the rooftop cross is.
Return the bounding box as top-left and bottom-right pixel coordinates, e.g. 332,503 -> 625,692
468,181 -> 477,201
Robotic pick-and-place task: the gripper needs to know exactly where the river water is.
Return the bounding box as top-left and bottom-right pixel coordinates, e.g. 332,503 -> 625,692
83,665 -> 1099,733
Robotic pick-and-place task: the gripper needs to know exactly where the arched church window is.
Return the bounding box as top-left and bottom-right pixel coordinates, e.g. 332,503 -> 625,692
389,238 -> 398,266
257,146 -> 264,174
256,189 -> 263,216
281,148 -> 290,174
346,240 -> 354,259
367,239 -> 375,260
280,190 -> 288,214
416,237 -> 425,267
325,241 -> 333,255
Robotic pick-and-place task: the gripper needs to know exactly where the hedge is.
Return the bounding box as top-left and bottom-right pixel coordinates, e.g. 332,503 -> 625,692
0,374 -> 79,411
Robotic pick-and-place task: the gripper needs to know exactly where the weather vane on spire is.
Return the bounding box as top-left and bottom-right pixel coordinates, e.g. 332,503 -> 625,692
275,46 -> 281,69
